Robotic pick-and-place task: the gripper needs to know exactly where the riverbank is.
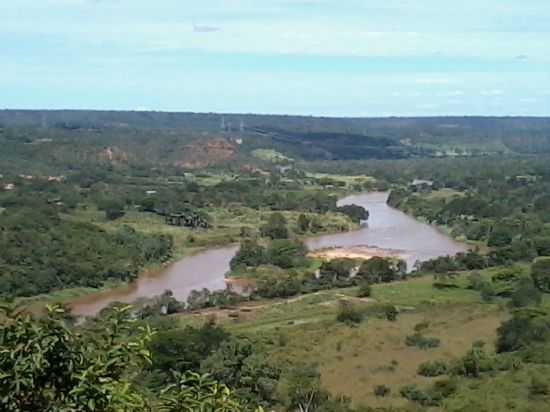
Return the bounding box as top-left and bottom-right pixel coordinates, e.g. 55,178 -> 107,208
68,191 -> 468,317
13,203 -> 356,314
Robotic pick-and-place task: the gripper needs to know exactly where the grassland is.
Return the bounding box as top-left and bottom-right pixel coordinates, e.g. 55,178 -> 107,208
172,268 -> 550,410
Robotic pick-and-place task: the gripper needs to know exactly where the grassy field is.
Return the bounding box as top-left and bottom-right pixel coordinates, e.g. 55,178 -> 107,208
65,205 -> 355,254
173,269 -> 529,410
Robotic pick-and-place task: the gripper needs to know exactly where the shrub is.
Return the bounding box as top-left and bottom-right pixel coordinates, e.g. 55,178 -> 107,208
336,301 -> 364,325
453,346 -> 495,377
430,378 -> 458,402
417,360 -> 449,377
405,333 -> 441,349
384,305 -> 399,321
357,282 -> 372,298
374,385 -> 391,397
400,379 -> 457,407
399,384 -> 432,406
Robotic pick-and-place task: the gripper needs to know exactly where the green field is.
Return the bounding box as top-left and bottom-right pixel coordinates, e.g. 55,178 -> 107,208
169,267 -> 550,411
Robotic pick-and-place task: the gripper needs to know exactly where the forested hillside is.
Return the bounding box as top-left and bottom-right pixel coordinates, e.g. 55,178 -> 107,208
1,110 -> 550,158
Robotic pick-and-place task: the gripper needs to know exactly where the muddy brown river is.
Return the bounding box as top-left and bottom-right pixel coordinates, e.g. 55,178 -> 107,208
69,192 -> 467,317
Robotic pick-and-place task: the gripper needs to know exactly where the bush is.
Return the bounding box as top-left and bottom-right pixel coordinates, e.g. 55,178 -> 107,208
373,385 -> 391,397
357,281 -> 372,298
384,305 -> 398,321
453,346 -> 495,377
405,333 -> 441,349
417,360 -> 449,377
400,379 -> 457,407
399,384 -> 432,406
430,378 -> 458,402
336,301 -> 364,325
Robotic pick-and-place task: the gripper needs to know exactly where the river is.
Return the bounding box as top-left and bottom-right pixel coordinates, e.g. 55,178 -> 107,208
69,192 -> 467,317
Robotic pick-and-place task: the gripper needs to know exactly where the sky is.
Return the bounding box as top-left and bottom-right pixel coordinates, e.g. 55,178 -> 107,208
2,0 -> 550,116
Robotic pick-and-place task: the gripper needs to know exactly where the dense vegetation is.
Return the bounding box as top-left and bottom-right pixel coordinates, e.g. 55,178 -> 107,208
0,205 -> 172,297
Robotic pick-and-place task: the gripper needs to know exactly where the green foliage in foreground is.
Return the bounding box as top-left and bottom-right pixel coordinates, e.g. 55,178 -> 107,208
0,304 -> 259,412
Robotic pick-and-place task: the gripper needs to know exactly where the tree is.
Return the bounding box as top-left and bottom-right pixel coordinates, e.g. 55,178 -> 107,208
488,226 -> 513,247
230,240 -> 266,270
0,304 -> 258,412
357,257 -> 397,283
336,205 -> 369,224
148,320 -> 230,376
159,371 -> 251,412
200,338 -> 280,407
532,257 -> 550,292
0,304 -> 153,412
260,213 -> 289,240
510,277 -> 542,308
319,258 -> 356,280
496,309 -> 550,352
266,239 -> 307,269
101,199 -> 126,220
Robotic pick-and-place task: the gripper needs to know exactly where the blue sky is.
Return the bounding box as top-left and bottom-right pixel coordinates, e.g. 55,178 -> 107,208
2,0 -> 550,116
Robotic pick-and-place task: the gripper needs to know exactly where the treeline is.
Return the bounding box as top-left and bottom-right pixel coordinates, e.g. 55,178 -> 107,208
3,111 -> 550,155
374,154 -> 550,273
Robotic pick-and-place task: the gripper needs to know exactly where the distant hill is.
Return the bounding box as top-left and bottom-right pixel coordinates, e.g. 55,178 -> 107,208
1,110 -> 550,154
1,111 -> 550,174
